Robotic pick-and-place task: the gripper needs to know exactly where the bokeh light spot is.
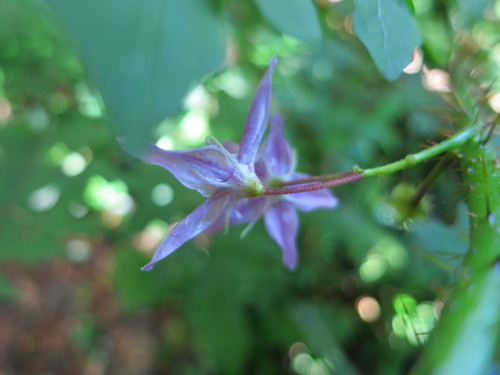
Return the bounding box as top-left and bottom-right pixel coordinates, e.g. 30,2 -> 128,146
156,136 -> 174,150
392,294 -> 437,345
27,105 -> 49,131
66,238 -> 92,263
134,220 -> 169,252
75,82 -> 103,118
61,152 -> 87,176
46,142 -> 69,166
29,185 -> 60,211
0,98 -> 12,123
292,353 -> 315,375
69,203 -> 89,218
356,296 -> 381,322
184,85 -> 210,110
151,183 -> 174,206
359,238 -> 408,282
488,91 -> 500,113
180,111 -> 209,142
359,254 -> 386,282
422,66 -> 450,92
215,69 -> 249,99
84,175 -> 134,216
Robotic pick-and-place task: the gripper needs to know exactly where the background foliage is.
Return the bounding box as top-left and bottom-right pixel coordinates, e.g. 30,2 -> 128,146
0,0 -> 499,374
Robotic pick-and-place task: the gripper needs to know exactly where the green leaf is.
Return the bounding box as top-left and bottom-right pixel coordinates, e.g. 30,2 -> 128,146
353,0 -> 421,80
44,0 -> 225,151
254,0 -> 322,42
455,0 -> 490,27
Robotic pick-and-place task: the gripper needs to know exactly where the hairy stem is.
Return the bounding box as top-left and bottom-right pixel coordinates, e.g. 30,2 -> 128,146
410,135 -> 500,375
263,173 -> 363,195
355,124 -> 482,177
280,171 -> 357,187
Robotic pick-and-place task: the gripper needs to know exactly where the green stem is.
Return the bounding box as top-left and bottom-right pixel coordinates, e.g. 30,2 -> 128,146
355,124 -> 482,177
410,136 -> 500,375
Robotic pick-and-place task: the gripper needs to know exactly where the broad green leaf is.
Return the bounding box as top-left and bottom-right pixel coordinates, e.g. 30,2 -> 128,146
44,0 -> 225,151
254,0 -> 322,42
353,0 -> 421,80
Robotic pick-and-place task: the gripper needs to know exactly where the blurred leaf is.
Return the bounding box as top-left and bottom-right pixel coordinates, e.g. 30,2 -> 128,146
44,0 -> 225,151
416,16 -> 453,67
254,0 -> 322,42
410,269 -> 500,375
353,0 -> 421,80
408,204 -> 468,270
455,0 -> 490,27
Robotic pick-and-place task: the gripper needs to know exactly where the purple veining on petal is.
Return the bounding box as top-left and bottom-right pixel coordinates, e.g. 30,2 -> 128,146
142,191 -> 232,271
238,57 -> 278,167
141,143 -> 236,196
264,201 -> 299,270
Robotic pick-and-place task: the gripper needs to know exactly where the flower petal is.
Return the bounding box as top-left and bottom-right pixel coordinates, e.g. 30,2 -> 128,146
284,172 -> 339,211
264,201 -> 299,270
222,140 -> 239,154
208,196 -> 267,233
141,143 -> 236,196
286,189 -> 339,212
141,192 -> 232,271
238,57 -> 277,167
260,112 -> 294,178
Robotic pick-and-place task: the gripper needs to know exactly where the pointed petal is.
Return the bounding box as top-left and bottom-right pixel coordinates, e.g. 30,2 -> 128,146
264,201 -> 299,270
261,112 -> 294,177
238,57 -> 277,166
142,192 -> 232,271
141,143 -> 236,196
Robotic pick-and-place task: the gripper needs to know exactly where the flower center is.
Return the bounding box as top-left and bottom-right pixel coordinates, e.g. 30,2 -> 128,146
266,177 -> 284,189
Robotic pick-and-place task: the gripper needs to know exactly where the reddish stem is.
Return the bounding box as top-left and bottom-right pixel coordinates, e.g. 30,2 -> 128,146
280,171 -> 357,187
263,173 -> 364,195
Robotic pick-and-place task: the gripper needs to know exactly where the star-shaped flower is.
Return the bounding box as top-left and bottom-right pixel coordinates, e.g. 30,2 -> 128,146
127,57 -> 357,271
134,58 -> 277,271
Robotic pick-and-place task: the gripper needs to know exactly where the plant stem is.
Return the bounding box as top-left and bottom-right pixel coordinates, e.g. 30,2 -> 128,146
265,124 -> 482,197
263,173 -> 363,195
280,171 -> 357,187
355,124 -> 482,177
410,135 -> 500,375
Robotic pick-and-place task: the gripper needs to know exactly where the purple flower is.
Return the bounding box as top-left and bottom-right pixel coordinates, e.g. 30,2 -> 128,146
130,57 -> 340,271
211,113 -> 338,270
135,58 -> 277,271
